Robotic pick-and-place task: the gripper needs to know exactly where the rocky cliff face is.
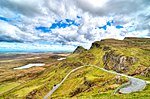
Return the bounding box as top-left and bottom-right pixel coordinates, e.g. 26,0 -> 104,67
89,37 -> 150,76
140,67 -> 150,77
102,50 -> 137,73
74,37 -> 150,77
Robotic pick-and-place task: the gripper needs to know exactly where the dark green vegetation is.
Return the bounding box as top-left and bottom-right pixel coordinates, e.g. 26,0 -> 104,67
0,37 -> 150,99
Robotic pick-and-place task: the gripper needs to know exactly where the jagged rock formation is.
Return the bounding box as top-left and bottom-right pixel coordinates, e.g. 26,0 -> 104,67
140,67 -> 150,77
102,50 -> 137,73
73,46 -> 87,54
89,37 -> 150,75
90,41 -> 102,49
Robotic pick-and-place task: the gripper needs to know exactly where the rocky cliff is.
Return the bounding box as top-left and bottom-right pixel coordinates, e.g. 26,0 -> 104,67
102,50 -> 137,73
89,37 -> 150,76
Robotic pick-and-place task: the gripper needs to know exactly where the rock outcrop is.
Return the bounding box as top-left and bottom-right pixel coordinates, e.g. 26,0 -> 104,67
140,67 -> 150,77
73,46 -> 87,54
26,89 -> 37,99
90,41 -> 102,49
102,50 -> 137,73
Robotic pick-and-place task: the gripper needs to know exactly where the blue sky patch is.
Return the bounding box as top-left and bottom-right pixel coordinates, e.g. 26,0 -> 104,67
98,20 -> 124,30
36,27 -> 51,32
36,17 -> 81,33
98,25 -> 107,30
116,25 -> 124,29
77,16 -> 81,19
98,20 -> 114,30
107,21 -> 111,26
0,16 -> 11,22
0,16 -> 21,27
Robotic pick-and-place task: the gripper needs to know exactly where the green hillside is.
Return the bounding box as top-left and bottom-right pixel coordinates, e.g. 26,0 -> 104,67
0,37 -> 150,99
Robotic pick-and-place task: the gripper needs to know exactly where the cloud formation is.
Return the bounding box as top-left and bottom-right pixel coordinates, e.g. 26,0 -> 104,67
75,0 -> 150,16
0,20 -> 40,42
0,0 -> 150,51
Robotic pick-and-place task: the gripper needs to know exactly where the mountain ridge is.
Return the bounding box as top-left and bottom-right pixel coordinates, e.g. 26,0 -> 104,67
1,37 -> 150,99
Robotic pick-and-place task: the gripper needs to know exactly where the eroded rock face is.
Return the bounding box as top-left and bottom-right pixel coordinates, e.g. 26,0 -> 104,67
102,46 -> 111,51
140,67 -> 150,77
90,41 -> 102,49
26,89 -> 37,99
103,51 -> 137,73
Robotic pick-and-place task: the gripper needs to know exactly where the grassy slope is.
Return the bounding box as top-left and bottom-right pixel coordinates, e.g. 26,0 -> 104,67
0,53 -> 126,99
51,66 -> 126,99
1,37 -> 150,99
78,84 -> 150,99
112,47 -> 150,74
0,82 -> 20,94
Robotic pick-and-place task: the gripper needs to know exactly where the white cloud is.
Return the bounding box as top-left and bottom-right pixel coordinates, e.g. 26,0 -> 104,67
0,20 -> 40,42
0,0 -> 150,51
75,0 -> 150,16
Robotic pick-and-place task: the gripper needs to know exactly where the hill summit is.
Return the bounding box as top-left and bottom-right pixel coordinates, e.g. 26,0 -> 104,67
73,46 -> 87,53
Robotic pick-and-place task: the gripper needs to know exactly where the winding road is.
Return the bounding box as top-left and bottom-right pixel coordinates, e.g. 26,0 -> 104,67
44,64 -> 148,99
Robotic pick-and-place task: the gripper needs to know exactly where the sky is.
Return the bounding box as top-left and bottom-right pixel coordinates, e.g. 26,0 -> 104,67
0,0 -> 150,52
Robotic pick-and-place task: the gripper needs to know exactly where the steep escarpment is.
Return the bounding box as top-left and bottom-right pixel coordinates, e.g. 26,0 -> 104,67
89,37 -> 150,76
102,50 -> 136,73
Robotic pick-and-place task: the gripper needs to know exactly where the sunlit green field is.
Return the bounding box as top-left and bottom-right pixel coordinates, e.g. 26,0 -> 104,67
0,38 -> 150,99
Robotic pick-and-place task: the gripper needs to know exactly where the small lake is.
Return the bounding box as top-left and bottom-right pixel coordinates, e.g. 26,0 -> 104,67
57,58 -> 66,61
14,63 -> 45,70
